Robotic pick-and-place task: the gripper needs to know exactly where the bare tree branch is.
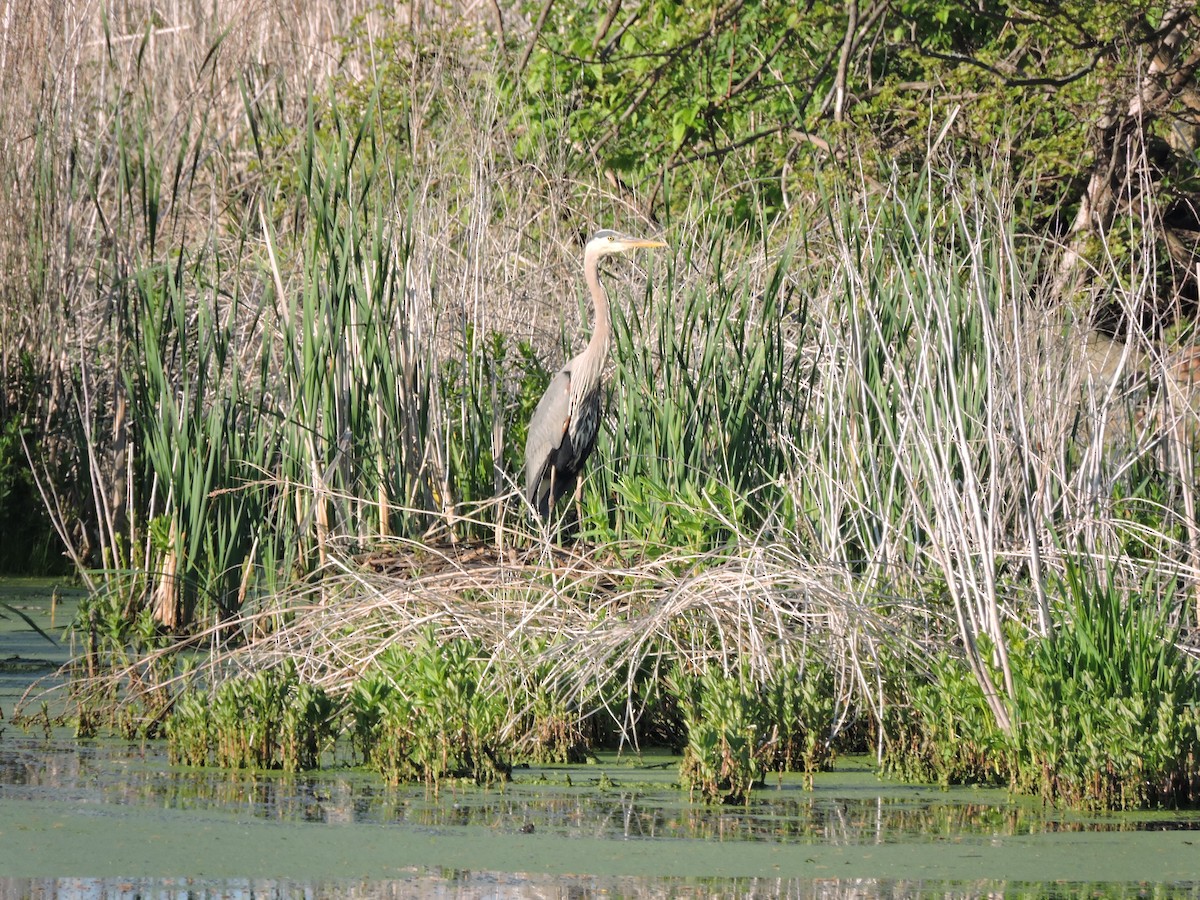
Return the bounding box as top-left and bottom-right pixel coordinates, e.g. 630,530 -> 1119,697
592,0 -> 622,56
834,0 -> 858,123
516,0 -> 554,78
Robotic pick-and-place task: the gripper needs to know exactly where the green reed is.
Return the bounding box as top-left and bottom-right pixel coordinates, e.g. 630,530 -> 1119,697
588,234 -> 808,550
884,553 -> 1200,809
111,89 -> 528,628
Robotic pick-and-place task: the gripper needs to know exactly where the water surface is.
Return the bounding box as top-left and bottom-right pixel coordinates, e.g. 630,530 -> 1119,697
3,578 -> 1200,897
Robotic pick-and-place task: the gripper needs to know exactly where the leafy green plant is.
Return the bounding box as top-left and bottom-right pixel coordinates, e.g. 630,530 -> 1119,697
670,664 -> 770,804
166,661 -> 337,771
345,663 -> 396,766
669,655 -> 839,803
165,688 -> 213,768
884,555 -> 1200,810
1011,558 -> 1200,809
505,636 -> 589,765
347,633 -> 512,787
763,659 -> 838,779
882,646 -> 1011,788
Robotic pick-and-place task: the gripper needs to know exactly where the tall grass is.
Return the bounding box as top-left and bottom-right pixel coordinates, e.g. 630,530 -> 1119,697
589,235 -> 807,550
2,2 -> 401,591
5,6 -> 544,630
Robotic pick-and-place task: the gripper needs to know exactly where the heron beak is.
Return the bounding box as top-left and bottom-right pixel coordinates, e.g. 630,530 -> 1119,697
628,239 -> 667,249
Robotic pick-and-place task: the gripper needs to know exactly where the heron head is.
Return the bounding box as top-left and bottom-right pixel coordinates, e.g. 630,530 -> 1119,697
586,229 -> 667,258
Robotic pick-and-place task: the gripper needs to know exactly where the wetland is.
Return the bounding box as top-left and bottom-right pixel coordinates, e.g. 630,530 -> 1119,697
4,5 -> 1200,895
4,580 -> 1200,897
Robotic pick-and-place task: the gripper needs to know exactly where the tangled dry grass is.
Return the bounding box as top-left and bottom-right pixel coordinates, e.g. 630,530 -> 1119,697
50,528 -> 921,751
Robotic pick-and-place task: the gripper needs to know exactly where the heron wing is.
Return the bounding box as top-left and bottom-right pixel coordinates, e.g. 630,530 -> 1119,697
524,368 -> 572,505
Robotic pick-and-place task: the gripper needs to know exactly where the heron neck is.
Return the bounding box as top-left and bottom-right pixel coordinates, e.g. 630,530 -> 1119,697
583,248 -> 611,368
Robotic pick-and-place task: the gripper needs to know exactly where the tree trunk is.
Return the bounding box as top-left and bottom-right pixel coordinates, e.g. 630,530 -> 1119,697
1052,7 -> 1199,306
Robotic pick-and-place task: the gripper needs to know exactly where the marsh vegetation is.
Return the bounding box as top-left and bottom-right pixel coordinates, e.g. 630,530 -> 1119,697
2,1 -> 1200,810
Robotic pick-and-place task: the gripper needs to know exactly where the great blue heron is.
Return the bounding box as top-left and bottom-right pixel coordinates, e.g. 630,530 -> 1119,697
524,229 -> 666,521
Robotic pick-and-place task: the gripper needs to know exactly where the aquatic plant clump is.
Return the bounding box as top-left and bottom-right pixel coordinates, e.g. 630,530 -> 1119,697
347,635 -> 513,787
168,635 -> 515,786
884,561 -> 1200,810
670,658 -> 837,804
1010,564 -> 1200,810
165,660 -> 337,772
671,666 -> 770,804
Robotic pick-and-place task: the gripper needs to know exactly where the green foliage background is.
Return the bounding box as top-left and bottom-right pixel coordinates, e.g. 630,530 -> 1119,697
508,0 -> 1197,237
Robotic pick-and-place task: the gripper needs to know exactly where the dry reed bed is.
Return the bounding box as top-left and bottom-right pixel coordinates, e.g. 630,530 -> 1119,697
244,539 -> 892,686
61,537 -> 913,740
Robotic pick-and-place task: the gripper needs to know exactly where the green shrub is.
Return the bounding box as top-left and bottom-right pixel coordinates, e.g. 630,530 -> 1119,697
670,656 -> 837,804
1011,559 -> 1200,809
883,557 -> 1200,810
763,659 -> 838,778
347,633 -> 512,787
511,637 -> 589,765
882,647 -> 1011,787
166,660 -> 337,771
164,689 -> 211,768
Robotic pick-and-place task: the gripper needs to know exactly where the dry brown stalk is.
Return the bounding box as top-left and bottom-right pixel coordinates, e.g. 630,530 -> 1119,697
36,534 -> 916,744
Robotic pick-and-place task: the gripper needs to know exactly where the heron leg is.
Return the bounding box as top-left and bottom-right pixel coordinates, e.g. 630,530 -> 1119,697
542,466 -> 558,529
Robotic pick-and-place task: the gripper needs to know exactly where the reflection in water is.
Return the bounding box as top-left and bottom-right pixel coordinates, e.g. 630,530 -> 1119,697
6,875 -> 1200,899
3,735 -> 1200,846
5,736 -> 1200,898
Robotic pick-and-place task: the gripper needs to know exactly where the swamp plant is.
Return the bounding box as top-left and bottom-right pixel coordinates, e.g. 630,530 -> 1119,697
1012,559 -> 1200,809
885,557 -> 1200,810
165,660 -> 337,772
670,658 -> 837,804
344,634 -> 513,786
